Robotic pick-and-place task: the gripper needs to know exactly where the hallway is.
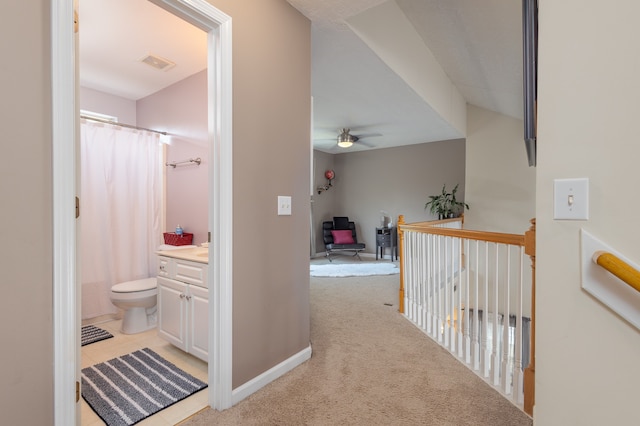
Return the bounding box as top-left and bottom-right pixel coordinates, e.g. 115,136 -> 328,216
182,260 -> 532,425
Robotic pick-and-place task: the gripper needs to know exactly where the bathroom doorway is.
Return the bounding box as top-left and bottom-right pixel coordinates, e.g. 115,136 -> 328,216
77,0 -> 207,325
51,1 -> 233,424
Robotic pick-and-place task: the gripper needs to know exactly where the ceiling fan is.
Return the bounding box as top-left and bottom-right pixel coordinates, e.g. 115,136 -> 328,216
334,128 -> 381,149
337,128 -> 359,148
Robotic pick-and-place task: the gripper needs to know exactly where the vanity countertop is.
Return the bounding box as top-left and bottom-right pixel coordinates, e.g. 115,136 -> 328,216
156,246 -> 208,264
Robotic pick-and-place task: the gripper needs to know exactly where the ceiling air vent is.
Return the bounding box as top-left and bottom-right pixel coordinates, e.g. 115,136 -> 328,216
138,53 -> 176,71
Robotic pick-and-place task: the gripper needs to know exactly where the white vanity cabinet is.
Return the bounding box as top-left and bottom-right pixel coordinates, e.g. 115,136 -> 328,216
157,255 -> 208,362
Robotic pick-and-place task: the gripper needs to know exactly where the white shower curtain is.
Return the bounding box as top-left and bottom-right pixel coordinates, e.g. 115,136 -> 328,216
80,119 -> 162,320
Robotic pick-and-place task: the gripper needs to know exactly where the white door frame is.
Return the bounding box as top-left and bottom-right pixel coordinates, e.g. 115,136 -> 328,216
51,1 -> 233,423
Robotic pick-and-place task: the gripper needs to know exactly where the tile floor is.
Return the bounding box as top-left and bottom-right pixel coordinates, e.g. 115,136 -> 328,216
81,319 -> 209,426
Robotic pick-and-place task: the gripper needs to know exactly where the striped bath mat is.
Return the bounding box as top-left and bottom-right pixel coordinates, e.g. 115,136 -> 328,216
82,348 -> 207,426
81,325 -> 114,346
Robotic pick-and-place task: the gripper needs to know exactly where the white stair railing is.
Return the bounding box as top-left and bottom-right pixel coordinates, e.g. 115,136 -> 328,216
398,217 -> 534,410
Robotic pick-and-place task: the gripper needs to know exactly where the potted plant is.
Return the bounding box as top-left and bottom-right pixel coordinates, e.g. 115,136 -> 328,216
424,184 -> 469,219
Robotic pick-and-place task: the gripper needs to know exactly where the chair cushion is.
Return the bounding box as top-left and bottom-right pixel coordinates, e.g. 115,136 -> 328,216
331,229 -> 354,244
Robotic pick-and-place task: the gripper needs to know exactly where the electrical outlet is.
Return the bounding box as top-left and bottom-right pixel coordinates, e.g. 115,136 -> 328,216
277,196 -> 292,216
554,178 -> 589,220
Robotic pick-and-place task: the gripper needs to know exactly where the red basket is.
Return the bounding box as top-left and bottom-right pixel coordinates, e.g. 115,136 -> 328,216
163,232 -> 194,246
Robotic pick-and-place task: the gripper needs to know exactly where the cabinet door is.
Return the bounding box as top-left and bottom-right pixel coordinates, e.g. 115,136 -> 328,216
157,256 -> 172,278
188,285 -> 209,362
157,277 -> 188,351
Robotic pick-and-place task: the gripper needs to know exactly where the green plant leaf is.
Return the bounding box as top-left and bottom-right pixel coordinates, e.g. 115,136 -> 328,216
425,184 -> 469,217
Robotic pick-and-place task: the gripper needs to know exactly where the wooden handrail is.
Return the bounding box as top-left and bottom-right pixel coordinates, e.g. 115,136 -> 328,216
399,223 -> 525,246
404,217 -> 463,228
593,251 -> 640,293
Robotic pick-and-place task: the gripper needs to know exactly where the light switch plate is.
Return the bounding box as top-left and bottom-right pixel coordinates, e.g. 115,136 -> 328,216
277,196 -> 292,216
554,178 -> 589,220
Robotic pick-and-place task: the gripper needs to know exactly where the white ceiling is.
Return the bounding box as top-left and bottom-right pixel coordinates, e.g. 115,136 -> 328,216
78,0 -> 207,100
79,0 -> 522,153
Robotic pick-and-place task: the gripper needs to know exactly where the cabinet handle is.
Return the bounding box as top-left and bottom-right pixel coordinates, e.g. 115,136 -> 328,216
179,293 -> 185,299
159,265 -> 165,271
186,295 -> 192,301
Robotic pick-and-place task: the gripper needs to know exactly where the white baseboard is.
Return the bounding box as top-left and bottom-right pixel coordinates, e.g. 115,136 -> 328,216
82,312 -> 121,326
231,344 -> 312,405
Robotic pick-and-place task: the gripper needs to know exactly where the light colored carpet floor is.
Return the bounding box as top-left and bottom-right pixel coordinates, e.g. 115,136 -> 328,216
180,258 -> 532,425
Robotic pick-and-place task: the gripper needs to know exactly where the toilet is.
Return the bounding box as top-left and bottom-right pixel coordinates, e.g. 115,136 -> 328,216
110,244 -> 196,334
110,278 -> 158,334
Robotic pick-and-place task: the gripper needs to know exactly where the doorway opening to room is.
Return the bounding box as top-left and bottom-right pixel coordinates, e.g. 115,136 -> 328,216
78,3 -> 211,422
51,1 -> 233,424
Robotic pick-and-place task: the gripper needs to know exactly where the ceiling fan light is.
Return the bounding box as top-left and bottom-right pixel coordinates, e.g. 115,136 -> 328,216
337,131 -> 354,148
337,139 -> 353,148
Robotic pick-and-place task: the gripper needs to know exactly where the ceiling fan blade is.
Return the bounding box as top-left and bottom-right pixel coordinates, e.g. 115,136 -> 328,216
353,132 -> 382,139
357,139 -> 377,148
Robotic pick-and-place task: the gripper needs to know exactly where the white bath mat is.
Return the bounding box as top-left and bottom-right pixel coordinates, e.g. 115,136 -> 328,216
310,262 -> 399,278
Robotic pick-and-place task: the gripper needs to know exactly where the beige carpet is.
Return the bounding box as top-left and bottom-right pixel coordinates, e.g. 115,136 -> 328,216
181,258 -> 532,425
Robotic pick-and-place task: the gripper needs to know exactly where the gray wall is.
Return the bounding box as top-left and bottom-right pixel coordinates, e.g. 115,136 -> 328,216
0,1 -> 54,423
210,0 -> 311,388
80,86 -> 137,124
312,139 -> 466,254
536,1 -> 640,422
465,105 -> 535,234
138,70 -> 209,245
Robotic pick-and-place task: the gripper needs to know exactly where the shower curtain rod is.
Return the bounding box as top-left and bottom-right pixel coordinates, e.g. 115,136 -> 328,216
80,115 -> 168,136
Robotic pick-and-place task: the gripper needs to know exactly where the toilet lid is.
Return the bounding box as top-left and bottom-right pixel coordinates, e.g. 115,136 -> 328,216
112,278 -> 157,293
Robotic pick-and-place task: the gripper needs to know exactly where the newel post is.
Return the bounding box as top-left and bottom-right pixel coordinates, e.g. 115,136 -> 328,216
523,218 -> 536,416
398,215 -> 405,314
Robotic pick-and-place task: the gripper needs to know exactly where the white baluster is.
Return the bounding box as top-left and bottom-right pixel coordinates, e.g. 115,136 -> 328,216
513,245 -> 525,404
408,231 -> 414,323
450,237 -> 457,353
407,232 -> 414,322
473,240 -> 480,371
482,243 -> 491,378
416,232 -> 422,327
421,233 -> 428,331
408,232 -> 415,323
449,236 -> 455,352
443,236 -> 450,349
492,244 -> 501,386
423,233 -> 430,334
415,231 -> 420,324
457,236 -> 464,358
432,235 -> 438,339
464,239 -> 472,365
403,232 -> 410,320
417,232 -> 423,327
501,245 -> 511,394
437,235 -> 444,343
